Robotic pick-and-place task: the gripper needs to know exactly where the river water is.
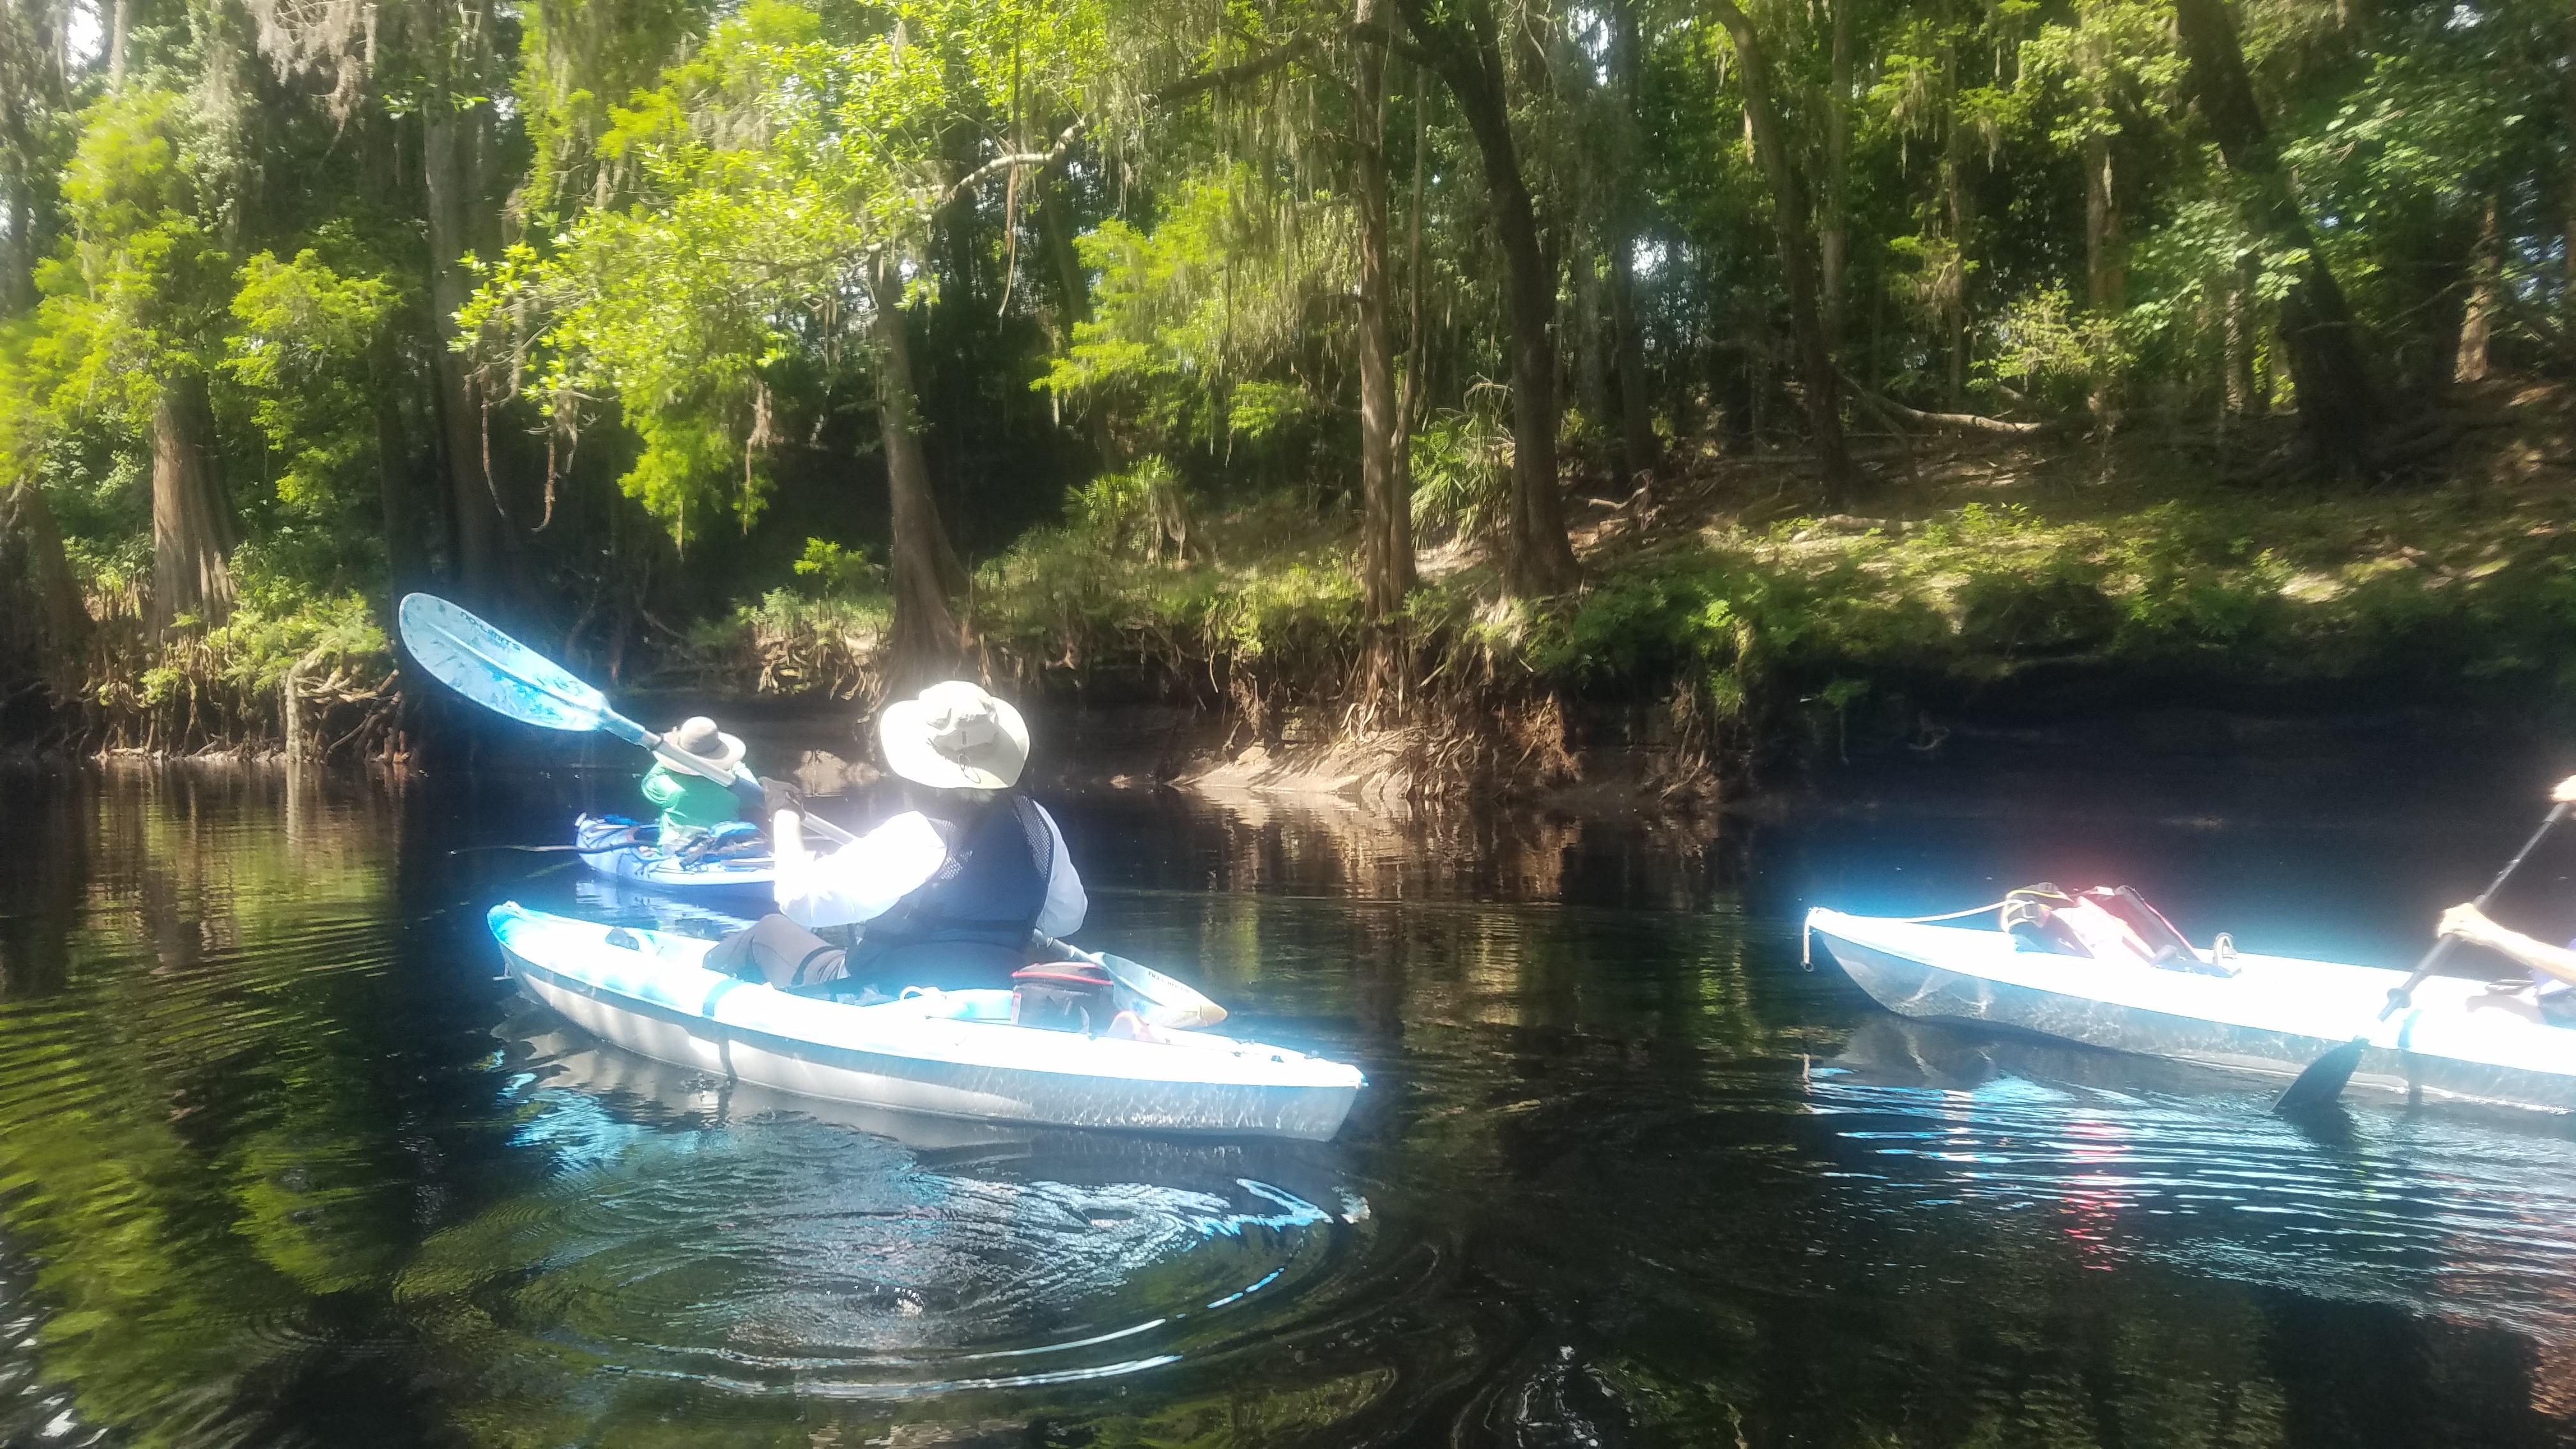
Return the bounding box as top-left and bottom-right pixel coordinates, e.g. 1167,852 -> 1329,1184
10,744 -> 2576,1447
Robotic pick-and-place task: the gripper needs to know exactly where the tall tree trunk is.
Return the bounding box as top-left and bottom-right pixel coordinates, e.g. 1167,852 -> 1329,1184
1940,31 -> 1972,409
1821,0 -> 1853,341
2082,111 -> 2124,420
2083,137 -> 2122,314
2223,258 -> 2255,418
369,328 -> 428,592
1602,0 -> 1658,492
108,0 -> 127,85
871,259 -> 968,687
0,477 -> 89,663
2455,192 -> 2499,385
1033,155 -> 1090,340
1353,0 -> 1417,623
1708,0 -> 1859,507
2563,12 -> 2575,346
149,374 -> 236,634
2173,0 -> 2380,472
1399,62 -> 1430,446
1570,243 -> 1609,425
1398,0 -> 1579,597
422,2 -> 507,601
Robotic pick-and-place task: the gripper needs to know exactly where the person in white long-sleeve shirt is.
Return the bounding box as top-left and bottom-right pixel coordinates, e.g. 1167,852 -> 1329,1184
705,680 -> 1085,995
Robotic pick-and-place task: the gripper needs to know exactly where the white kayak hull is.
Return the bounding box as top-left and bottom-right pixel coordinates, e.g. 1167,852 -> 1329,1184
488,904 -> 1365,1139
1807,908 -> 2576,1112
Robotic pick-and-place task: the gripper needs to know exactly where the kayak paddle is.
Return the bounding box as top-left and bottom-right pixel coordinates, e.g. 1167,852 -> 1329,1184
396,593 -> 858,846
2273,799 -> 2570,1113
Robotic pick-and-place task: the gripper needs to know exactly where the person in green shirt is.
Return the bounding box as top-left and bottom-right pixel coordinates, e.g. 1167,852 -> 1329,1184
641,716 -> 765,843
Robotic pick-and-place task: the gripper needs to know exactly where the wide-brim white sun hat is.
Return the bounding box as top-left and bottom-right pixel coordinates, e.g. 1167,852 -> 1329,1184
878,680 -> 1030,790
665,716 -> 746,774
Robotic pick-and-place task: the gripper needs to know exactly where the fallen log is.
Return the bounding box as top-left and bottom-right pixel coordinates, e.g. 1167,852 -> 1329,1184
1837,371 -> 2065,437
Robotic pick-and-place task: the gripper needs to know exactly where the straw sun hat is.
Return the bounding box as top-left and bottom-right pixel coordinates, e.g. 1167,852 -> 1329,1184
664,716 -> 746,773
878,680 -> 1029,790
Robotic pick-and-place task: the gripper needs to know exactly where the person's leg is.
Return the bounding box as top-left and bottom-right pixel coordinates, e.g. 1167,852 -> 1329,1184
704,914 -> 848,989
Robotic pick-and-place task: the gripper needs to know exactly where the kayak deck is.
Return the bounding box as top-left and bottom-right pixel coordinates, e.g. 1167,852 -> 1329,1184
488,903 -> 1364,1139
1807,908 -> 2576,1112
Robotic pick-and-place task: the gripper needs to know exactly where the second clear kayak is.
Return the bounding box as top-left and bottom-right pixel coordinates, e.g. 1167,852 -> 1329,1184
574,813 -> 775,898
488,903 -> 1367,1139
1806,907 -> 2576,1112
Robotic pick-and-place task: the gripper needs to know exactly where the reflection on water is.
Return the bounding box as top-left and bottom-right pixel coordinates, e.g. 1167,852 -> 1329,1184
4,762 -> 2576,1445
1819,1018 -> 2576,1347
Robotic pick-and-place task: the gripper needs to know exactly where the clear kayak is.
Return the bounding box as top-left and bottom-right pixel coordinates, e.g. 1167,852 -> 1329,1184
573,813 -> 775,899
487,903 -> 1367,1139
1806,907 -> 2576,1112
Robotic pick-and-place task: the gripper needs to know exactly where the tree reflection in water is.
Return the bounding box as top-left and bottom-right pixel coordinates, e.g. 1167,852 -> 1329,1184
1,767 -> 2573,1445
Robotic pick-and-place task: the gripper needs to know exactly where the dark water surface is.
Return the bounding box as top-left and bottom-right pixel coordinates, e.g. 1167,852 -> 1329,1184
13,748 -> 2576,1447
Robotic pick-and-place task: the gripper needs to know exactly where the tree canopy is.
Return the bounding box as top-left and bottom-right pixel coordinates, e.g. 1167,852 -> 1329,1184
1,0 -> 2570,737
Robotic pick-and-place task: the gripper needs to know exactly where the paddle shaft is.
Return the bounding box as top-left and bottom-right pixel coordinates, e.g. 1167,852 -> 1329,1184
2377,800 -> 2571,1021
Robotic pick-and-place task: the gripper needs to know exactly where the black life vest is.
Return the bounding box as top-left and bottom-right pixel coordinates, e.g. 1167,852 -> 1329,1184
850,793 -> 1054,988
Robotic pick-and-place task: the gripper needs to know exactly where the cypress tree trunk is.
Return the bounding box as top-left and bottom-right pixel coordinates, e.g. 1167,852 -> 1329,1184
149,374 -> 236,634
1353,0 -> 1417,624
2173,0 -> 2380,472
1708,0 -> 1859,507
871,258 -> 969,687
0,476 -> 89,666
1399,0 -> 1580,597
422,0 -> 507,599
370,327 -> 427,592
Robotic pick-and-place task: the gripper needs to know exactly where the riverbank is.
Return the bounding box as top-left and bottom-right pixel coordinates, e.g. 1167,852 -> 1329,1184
949,378 -> 2576,801
11,381 -> 2573,800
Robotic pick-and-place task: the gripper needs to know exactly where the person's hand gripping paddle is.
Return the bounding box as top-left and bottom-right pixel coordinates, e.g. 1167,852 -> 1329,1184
2273,786 -> 2575,1114
397,593 -> 857,846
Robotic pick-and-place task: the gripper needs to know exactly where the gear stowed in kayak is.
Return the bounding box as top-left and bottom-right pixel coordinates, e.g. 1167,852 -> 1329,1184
573,812 -> 776,895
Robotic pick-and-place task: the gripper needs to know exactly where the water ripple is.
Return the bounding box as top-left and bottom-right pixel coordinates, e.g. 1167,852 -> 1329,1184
391,1022 -> 1407,1404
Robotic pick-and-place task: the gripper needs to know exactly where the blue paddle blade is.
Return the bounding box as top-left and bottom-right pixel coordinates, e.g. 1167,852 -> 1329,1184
398,593 -> 614,733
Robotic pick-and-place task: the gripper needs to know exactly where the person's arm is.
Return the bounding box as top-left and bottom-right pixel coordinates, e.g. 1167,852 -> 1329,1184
640,764 -> 682,811
772,809 -> 946,930
2439,904 -> 2576,987
1032,803 -> 1087,937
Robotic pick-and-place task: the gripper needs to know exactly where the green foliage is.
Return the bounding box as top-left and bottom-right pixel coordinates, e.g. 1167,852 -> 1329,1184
23,89 -> 227,431
467,0 -> 1112,544
1066,456 -> 1198,560
791,537 -> 884,597
1983,285 -> 2125,406
1039,166 -> 1355,461
1407,401 -> 1510,543
225,250 -> 397,517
